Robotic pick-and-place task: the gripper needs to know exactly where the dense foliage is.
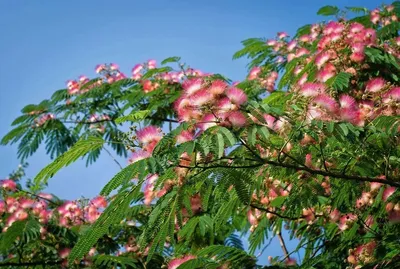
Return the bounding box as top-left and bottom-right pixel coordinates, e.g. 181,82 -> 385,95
2,2 -> 400,268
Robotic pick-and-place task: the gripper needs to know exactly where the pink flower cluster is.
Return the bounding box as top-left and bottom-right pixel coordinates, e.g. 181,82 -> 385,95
128,125 -> 163,164
95,63 -> 127,83
263,18 -> 400,126
247,66 -> 279,92
57,196 -> 107,227
1,195 -> 52,231
347,241 -> 376,266
34,113 -> 55,127
174,78 -> 248,130
66,75 -> 96,95
87,114 -> 111,133
168,255 -> 196,269
370,4 -> 398,26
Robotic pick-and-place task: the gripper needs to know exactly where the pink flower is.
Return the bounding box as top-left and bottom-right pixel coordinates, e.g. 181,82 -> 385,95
329,209 -> 341,222
263,114 -> 276,130
216,97 -> 234,111
323,21 -> 344,35
147,59 -> 157,69
168,255 -> 196,269
198,114 -> 218,131
351,42 -> 365,53
340,108 -> 360,123
316,68 -> 335,82
132,64 -> 143,75
370,181 -> 383,192
287,40 -> 297,52
339,95 -> 357,109
383,187 -> 396,201
383,87 -> 400,102
315,51 -> 331,69
109,63 -> 119,70
339,214 -> 357,230
128,150 -> 151,164
225,87 -> 247,106
136,126 -> 163,144
0,179 -> 17,191
350,22 -> 365,34
209,80 -> 227,95
189,89 -> 213,106
295,48 -> 310,57
266,39 -> 277,46
248,67 -> 261,80
300,83 -> 325,97
227,111 -> 247,127
0,201 -> 5,214
59,248 -> 71,259
277,32 -> 288,39
182,78 -> 204,96
365,78 -> 385,93
247,209 -> 258,225
371,13 -> 380,24
19,198 -> 35,209
313,94 -> 338,113
90,196 -> 107,208
176,130 -> 194,144
95,64 -> 106,74
350,52 -> 365,63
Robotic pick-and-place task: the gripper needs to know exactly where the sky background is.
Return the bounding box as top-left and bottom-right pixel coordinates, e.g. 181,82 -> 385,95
0,0 -> 381,265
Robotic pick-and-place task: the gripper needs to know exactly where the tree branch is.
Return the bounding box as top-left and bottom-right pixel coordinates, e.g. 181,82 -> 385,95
277,232 -> 290,259
250,204 -> 303,221
0,260 -> 62,267
261,159 -> 400,188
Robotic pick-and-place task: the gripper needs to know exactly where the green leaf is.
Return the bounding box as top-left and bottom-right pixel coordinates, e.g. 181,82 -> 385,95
269,196 -> 286,207
33,136 -> 104,186
115,110 -> 151,124
345,6 -> 369,14
257,126 -> 270,141
216,133 -> 225,158
339,123 -> 349,136
317,5 -> 340,16
248,126 -> 257,146
100,159 -> 148,196
0,124 -> 30,145
263,91 -> 288,106
294,24 -> 312,38
0,219 -> 41,253
218,127 -> 236,146
325,72 -> 352,92
161,56 -> 181,65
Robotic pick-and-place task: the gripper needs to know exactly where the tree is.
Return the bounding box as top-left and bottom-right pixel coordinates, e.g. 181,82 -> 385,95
2,2 -> 400,268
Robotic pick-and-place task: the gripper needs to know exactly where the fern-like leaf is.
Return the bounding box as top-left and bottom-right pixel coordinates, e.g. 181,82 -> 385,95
33,136 -> 104,186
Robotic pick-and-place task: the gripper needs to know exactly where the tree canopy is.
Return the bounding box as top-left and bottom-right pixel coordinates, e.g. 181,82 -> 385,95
2,2 -> 400,268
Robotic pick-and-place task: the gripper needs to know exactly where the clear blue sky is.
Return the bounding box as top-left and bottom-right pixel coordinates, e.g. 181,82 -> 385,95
0,0 -> 381,264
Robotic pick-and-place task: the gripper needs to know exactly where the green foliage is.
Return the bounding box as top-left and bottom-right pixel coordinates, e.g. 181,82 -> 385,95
0,219 -> 41,254
325,72 -> 352,92
161,56 -> 182,65
317,5 -> 340,16
33,136 -> 104,187
92,254 -> 141,268
115,110 -> 152,124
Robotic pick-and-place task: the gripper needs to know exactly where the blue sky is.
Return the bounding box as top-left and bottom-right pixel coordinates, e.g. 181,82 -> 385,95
0,0 -> 381,264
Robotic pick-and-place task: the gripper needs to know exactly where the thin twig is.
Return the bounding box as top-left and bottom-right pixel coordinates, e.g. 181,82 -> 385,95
256,237 -> 274,258
103,147 -> 123,169
17,188 -> 58,206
